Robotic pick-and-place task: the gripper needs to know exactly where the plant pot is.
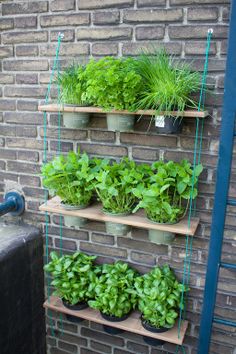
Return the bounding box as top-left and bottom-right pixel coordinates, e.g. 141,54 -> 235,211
62,299 -> 88,311
148,229 -> 175,245
100,311 -> 130,322
103,325 -> 124,335
103,209 -> 131,236
106,113 -> 135,132
62,203 -> 88,229
141,315 -> 170,333
142,336 -> 165,346
66,314 -> 85,324
155,115 -> 183,134
63,104 -> 90,129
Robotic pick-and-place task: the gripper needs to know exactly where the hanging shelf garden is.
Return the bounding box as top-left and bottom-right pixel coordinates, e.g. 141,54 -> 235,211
38,103 -> 208,118
44,296 -> 188,345
39,196 -> 199,236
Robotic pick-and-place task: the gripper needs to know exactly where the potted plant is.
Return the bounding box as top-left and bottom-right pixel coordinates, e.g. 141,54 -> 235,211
133,160 -> 203,244
41,151 -> 97,228
57,63 -> 90,128
134,265 -> 188,335
88,262 -> 138,327
44,251 -> 100,312
83,56 -> 142,131
93,158 -> 151,236
134,50 -> 201,133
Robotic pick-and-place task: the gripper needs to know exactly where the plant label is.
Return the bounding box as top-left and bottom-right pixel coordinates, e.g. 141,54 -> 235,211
155,116 -> 165,128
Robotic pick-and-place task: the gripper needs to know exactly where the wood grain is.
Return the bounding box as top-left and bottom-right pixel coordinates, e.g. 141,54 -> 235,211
38,103 -> 208,118
39,197 -> 199,236
44,296 -> 188,345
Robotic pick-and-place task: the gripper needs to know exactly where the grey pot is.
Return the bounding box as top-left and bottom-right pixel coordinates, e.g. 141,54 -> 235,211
106,113 -> 135,132
103,209 -> 131,236
63,111 -> 90,129
148,229 -> 175,245
62,203 -> 88,229
105,221 -> 131,236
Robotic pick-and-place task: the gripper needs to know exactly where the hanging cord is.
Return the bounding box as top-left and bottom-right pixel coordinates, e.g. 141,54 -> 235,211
43,33 -> 63,338
175,29 -> 213,350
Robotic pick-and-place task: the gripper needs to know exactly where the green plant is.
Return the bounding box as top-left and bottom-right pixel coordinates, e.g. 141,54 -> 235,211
94,158 -> 152,214
83,56 -> 142,111
133,160 -> 203,223
135,265 -> 188,329
88,262 -> 138,317
134,50 -> 201,114
44,251 -> 100,305
41,151 -> 104,207
57,63 -> 88,105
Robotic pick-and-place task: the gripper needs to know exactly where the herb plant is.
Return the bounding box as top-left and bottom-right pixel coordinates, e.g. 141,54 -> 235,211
41,151 -> 100,207
94,158 -> 152,214
57,63 -> 88,105
133,160 -> 203,223
88,262 -> 138,318
83,56 -> 142,111
134,50 -> 201,114
44,251 -> 100,305
135,265 -> 187,329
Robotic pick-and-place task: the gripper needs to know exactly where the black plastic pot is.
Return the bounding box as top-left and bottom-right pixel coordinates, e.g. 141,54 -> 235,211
141,315 -> 170,333
103,325 -> 124,335
142,335 -> 165,346
100,311 -> 130,322
66,314 -> 85,324
62,299 -> 88,311
155,116 -> 183,134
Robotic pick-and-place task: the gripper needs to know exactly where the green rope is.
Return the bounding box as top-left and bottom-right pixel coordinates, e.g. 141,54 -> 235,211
175,29 -> 213,346
43,33 -> 63,337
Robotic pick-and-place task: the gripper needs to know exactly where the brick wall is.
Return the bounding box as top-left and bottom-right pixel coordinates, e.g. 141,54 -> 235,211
0,1 -> 235,354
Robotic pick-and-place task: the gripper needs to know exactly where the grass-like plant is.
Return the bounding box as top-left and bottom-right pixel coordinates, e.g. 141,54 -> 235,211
134,50 -> 201,114
57,63 -> 87,105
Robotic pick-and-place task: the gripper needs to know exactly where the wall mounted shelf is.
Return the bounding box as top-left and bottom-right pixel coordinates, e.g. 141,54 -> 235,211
38,104 -> 208,118
39,196 -> 199,236
44,296 -> 188,345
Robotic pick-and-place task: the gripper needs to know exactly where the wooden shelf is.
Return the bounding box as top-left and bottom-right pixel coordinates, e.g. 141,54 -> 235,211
39,197 -> 199,236
44,296 -> 188,345
38,104 -> 208,118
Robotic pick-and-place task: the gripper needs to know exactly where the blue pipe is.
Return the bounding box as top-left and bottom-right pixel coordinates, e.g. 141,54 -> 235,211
0,192 -> 25,217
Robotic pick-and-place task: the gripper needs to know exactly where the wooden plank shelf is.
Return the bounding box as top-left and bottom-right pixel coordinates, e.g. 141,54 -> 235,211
44,296 -> 188,345
38,103 -> 208,118
39,196 -> 199,236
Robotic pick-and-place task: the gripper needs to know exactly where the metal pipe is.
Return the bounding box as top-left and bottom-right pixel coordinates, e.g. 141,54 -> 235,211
0,192 -> 25,217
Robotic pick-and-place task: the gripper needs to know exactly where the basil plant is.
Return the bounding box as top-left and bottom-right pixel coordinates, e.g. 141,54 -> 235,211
88,262 -> 138,318
135,265 -> 188,329
44,251 -> 100,305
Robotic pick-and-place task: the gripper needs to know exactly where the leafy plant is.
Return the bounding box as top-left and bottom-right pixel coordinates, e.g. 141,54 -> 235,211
88,262 -> 138,318
133,160 -> 203,223
83,56 -> 142,111
93,158 -> 152,214
41,151 -> 105,207
44,251 -> 100,305
134,50 -> 201,114
135,265 -> 188,329
57,63 -> 88,105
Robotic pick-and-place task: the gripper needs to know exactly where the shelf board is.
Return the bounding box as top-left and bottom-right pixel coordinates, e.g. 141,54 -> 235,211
44,296 -> 188,345
39,197 -> 199,236
38,104 -> 208,118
